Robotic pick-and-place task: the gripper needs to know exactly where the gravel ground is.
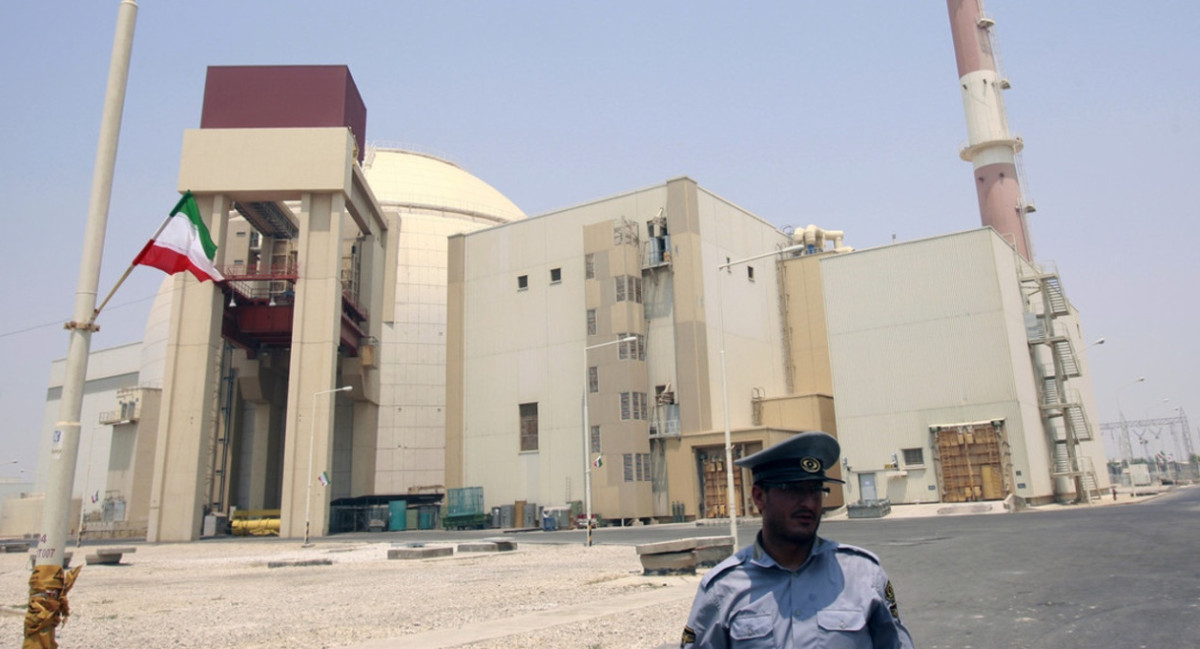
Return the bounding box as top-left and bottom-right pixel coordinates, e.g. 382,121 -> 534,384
0,540 -> 694,648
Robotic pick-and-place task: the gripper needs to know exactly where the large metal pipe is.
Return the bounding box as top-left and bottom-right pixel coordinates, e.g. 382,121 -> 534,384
947,0 -> 1032,261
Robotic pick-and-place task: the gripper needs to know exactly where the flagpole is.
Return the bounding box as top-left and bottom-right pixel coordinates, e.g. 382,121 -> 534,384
89,212 -> 173,325
26,2 -> 138,648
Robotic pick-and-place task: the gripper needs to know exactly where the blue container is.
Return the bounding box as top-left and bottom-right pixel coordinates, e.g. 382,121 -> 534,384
388,500 -> 408,531
418,506 -> 436,530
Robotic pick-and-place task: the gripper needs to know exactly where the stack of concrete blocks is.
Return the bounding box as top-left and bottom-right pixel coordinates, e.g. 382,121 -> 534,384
636,536 -> 734,576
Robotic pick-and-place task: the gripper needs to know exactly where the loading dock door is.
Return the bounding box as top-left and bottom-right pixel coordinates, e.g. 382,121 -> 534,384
934,424 -> 1007,502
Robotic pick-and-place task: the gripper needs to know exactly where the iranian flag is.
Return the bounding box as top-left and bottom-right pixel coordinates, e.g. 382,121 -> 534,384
133,191 -> 224,282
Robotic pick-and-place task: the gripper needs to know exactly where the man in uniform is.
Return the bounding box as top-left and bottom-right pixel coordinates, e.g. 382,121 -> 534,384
681,431 -> 915,648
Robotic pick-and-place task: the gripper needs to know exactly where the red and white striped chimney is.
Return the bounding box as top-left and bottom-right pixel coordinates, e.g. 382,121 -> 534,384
947,0 -> 1032,261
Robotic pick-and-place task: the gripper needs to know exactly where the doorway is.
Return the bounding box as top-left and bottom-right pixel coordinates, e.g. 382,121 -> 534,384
933,423 -> 1009,502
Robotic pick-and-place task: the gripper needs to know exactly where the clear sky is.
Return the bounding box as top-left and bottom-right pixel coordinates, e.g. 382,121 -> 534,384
1,1 -> 1196,483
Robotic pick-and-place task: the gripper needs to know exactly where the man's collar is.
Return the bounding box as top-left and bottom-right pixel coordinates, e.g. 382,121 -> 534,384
750,532 -> 830,570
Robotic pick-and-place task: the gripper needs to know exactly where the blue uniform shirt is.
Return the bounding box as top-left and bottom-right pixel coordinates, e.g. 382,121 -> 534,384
682,534 -> 915,649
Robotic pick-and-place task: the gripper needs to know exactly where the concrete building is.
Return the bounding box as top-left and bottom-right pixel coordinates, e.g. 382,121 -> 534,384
22,66 -> 526,542
447,177 -> 846,522
822,228 -> 1108,506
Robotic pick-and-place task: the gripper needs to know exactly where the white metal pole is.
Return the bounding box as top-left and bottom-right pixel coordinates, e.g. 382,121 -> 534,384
714,243 -> 805,548
28,3 -> 138,645
582,385 -> 592,547
582,336 -> 635,547
716,276 -> 738,548
34,0 -> 137,570
75,433 -> 97,548
303,386 -> 350,546
1116,377 -> 1145,471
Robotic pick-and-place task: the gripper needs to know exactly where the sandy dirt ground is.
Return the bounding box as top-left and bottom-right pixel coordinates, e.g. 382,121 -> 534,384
0,539 -> 694,649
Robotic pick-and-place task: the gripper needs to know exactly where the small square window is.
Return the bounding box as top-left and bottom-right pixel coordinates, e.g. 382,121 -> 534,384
550,267 -> 562,284
747,266 -> 755,281
902,448 -> 924,466
585,254 -> 595,280
517,275 -> 528,291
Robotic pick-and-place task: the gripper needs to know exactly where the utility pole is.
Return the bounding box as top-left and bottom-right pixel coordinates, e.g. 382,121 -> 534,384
24,3 -> 138,648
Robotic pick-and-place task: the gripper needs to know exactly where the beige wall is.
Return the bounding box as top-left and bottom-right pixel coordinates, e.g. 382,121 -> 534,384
821,229 -> 1107,505
450,177 -> 809,520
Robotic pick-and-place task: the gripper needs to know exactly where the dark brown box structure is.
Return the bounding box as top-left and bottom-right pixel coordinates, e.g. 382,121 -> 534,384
200,65 -> 367,162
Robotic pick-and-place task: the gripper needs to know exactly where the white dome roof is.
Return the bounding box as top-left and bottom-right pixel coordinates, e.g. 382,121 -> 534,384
362,146 -> 525,224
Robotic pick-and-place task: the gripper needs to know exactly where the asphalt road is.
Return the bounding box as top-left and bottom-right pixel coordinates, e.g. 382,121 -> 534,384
365,487 -> 1200,649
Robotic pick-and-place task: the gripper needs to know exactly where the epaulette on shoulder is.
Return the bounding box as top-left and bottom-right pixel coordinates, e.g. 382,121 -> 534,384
699,552 -> 746,590
834,543 -> 881,565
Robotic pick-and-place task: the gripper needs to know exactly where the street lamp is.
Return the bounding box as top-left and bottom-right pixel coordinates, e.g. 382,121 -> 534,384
716,243 -> 807,548
1087,337 -> 1105,348
582,335 -> 637,547
304,385 -> 351,546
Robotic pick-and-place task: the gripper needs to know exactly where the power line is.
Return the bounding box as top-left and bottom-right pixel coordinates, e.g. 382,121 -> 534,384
0,293 -> 156,339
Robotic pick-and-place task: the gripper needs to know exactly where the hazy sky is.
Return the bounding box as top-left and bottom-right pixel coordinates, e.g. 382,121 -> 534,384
1,1 -> 1196,483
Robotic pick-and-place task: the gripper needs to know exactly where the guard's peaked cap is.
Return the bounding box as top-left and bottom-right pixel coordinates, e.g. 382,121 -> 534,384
735,431 -> 845,484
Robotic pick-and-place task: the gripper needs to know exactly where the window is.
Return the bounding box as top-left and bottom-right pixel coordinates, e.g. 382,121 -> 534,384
550,267 -> 562,284
625,453 -> 651,482
588,366 -> 598,393
615,275 -> 642,304
519,403 -> 538,452
585,254 -> 595,280
617,334 -> 645,361
517,275 -> 528,291
620,392 -> 648,420
587,309 -> 597,336
747,265 -> 755,282
590,425 -> 601,453
902,448 -> 925,466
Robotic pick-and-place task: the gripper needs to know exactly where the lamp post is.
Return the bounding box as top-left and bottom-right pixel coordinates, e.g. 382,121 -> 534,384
582,336 -> 636,547
1087,337 -> 1105,348
716,243 -> 806,548
304,385 -> 351,546
1115,377 -> 1145,471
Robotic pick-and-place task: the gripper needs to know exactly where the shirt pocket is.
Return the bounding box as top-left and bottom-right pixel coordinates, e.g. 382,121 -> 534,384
729,613 -> 773,646
817,608 -> 868,634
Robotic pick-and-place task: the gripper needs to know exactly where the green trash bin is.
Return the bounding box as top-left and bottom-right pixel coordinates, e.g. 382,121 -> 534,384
388,500 -> 408,531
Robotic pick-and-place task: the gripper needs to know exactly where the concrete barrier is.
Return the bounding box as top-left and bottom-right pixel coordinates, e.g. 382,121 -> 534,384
635,536 -> 733,575
388,546 -> 453,560
457,542 -> 499,553
85,544 -> 137,563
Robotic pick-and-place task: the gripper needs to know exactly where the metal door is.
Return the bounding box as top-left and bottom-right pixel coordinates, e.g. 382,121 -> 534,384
858,472 -> 878,502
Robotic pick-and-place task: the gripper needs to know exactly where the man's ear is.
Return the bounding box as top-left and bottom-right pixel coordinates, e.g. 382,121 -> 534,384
751,483 -> 767,510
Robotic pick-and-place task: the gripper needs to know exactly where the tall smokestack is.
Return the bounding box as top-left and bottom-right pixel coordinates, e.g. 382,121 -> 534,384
947,0 -> 1033,261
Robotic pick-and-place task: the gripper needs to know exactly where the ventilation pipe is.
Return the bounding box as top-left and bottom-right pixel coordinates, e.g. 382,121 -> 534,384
792,224 -> 852,255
